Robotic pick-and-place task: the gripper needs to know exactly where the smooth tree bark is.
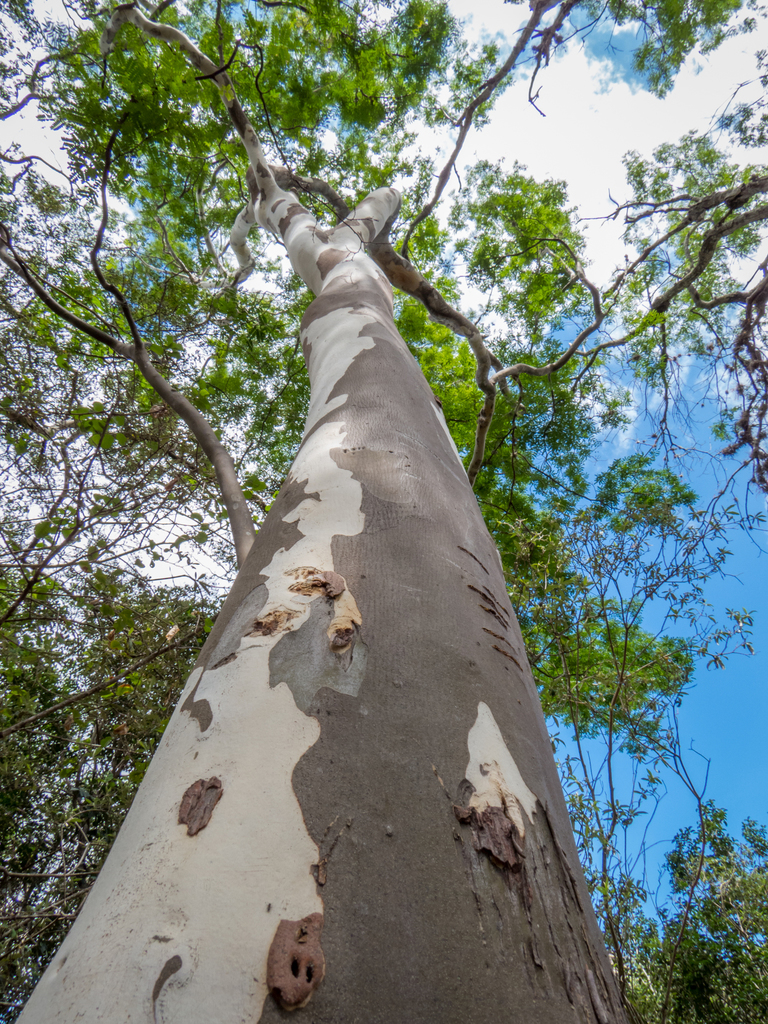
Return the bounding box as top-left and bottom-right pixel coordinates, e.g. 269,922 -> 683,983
17,9 -> 627,1024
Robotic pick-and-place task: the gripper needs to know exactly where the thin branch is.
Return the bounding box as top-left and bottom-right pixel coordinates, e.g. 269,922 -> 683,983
251,42 -> 289,166
466,391 -> 496,487
0,629 -> 199,740
0,150 -> 70,181
491,254 -> 604,384
196,187 -> 227,275
194,39 -> 240,82
85,123 -> 258,565
399,3 -> 550,257
652,202 -> 768,312
1,51 -> 80,121
270,165 -> 350,222
1,216 -> 257,566
149,0 -> 176,18
1,93 -> 39,120
605,175 -> 768,303
1,407 -> 77,438
0,227 -> 133,356
527,0 -> 580,114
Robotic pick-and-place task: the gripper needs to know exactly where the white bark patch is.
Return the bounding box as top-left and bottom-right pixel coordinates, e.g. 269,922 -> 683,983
229,202 -> 257,275
431,402 -> 464,468
20,278 -> 378,1024
301,260 -> 394,435
20,655 -> 321,1024
329,187 -> 401,248
465,702 -> 537,840
257,189 -> 325,293
327,588 -> 362,644
302,305 -> 376,435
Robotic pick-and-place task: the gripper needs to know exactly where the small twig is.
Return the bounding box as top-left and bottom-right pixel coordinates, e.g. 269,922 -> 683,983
195,39 -> 240,81
399,4 -> 548,257
252,42 -> 289,166
0,629 -> 200,740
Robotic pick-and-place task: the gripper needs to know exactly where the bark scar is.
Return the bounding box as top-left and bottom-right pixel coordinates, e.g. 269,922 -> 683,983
454,803 -> 526,877
312,817 -> 353,886
245,608 -> 299,637
326,587 -> 362,652
287,567 -> 346,598
267,913 -> 325,1010
178,777 -> 223,836
284,567 -> 361,651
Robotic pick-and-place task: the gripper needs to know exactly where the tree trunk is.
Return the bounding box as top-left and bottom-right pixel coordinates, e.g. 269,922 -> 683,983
19,180 -> 626,1024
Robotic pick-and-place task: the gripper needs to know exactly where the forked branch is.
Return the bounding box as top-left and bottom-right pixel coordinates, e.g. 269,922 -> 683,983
399,1 -> 553,257
0,222 -> 258,567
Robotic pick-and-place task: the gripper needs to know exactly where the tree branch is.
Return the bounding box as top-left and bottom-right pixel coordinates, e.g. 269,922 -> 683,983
491,252 -> 604,384
399,2 -> 552,257
88,122 -> 257,565
1,216 -> 257,567
651,202 -> 768,313
263,164 -> 509,486
0,625 -> 199,738
270,165 -> 350,222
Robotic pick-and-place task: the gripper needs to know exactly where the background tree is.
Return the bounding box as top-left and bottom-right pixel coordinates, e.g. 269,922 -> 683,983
626,805 -> 768,1023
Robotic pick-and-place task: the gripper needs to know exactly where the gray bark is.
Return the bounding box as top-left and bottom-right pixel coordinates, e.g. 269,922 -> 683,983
204,271 -> 626,1024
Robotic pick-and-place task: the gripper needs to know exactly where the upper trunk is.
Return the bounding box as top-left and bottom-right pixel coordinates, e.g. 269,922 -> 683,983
19,183 -> 626,1023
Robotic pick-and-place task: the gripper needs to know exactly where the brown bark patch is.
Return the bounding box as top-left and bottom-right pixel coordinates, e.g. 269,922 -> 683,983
482,627 -> 507,643
458,544 -> 491,574
318,570 -> 346,597
491,644 -> 522,668
278,203 -> 309,236
245,608 -> 298,637
287,567 -> 347,598
317,248 -> 350,280
267,913 -> 325,1011
454,804 -> 525,878
479,603 -> 510,630
178,777 -> 223,836
468,584 -> 510,628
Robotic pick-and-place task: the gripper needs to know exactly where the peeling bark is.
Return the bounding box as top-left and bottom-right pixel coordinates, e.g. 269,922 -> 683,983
454,803 -> 526,875
266,914 -> 325,1011
177,777 -> 223,836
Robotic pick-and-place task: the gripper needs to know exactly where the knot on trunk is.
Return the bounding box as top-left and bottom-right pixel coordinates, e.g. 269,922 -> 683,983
178,777 -> 223,836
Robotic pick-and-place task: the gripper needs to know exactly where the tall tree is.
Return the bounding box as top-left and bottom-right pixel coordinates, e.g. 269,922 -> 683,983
1,1 -> 767,1021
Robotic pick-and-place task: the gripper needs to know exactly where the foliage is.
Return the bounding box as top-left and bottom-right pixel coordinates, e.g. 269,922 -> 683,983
496,451 -> 755,998
627,805 -> 768,1023
602,0 -> 756,97
0,577 -> 210,1017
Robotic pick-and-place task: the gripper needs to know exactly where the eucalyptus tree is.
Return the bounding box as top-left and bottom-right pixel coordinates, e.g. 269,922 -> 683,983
2,1 -> 768,1022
